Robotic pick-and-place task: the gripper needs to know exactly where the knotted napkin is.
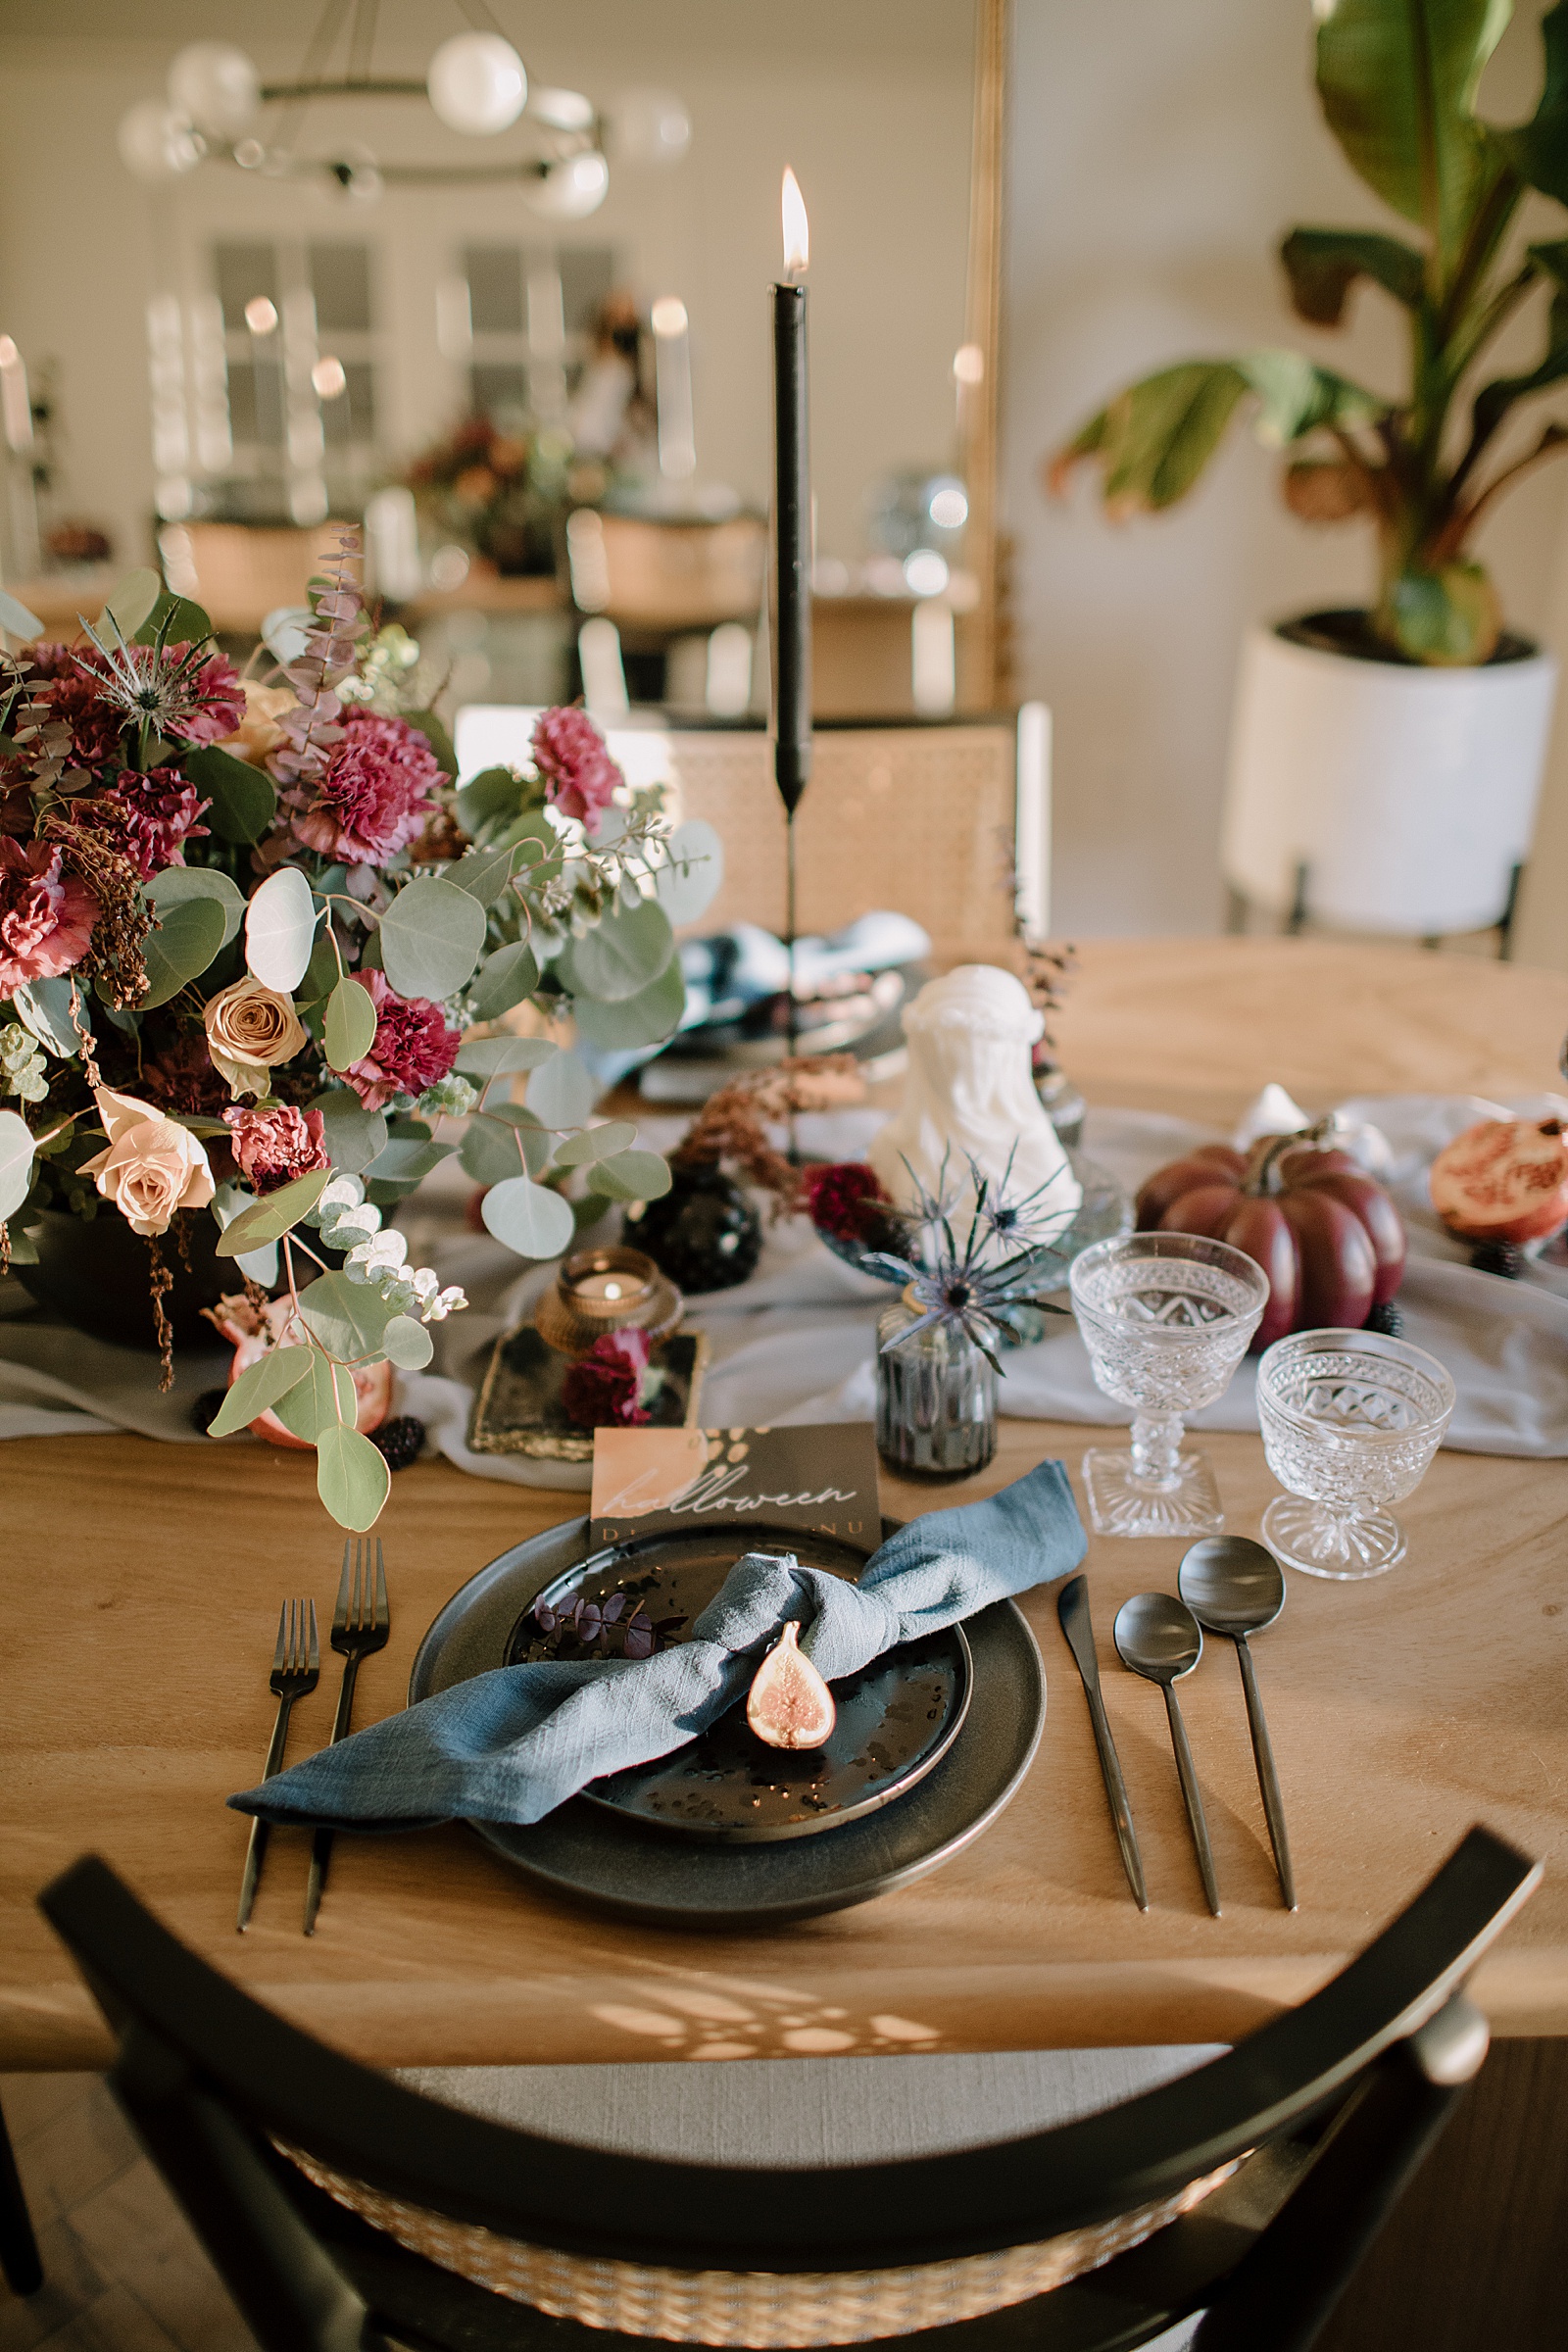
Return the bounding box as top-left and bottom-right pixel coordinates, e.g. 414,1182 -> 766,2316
229,1458 -> 1084,1832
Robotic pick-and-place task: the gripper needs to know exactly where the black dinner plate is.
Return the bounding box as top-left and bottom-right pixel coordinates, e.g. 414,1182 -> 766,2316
409,1518 -> 1045,1928
502,1527 -> 971,1842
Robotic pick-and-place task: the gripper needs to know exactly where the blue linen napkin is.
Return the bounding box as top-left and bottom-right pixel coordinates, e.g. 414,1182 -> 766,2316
229,1459 -> 1084,1832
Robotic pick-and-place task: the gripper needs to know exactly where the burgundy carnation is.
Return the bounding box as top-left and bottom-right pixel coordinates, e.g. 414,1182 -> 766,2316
291,709 -> 445,866
342,967 -> 461,1110
561,1328 -> 653,1429
28,651 -> 124,768
167,649 -> 246,746
531,705 -> 621,829
77,768 -> 211,880
0,836 -> 99,992
802,1160 -> 895,1245
224,1103 -> 330,1195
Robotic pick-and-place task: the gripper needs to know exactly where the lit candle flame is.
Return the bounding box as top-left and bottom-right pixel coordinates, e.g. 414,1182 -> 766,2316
781,167 -> 808,281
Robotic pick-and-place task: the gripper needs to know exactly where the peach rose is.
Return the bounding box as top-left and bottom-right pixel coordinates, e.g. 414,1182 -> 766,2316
79,1088 -> 216,1238
214,679 -> 296,766
204,976 -> 308,1100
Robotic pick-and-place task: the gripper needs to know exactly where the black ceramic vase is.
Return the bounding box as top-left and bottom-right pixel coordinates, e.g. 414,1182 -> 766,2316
15,1206 -> 233,1351
623,1166 -> 762,1294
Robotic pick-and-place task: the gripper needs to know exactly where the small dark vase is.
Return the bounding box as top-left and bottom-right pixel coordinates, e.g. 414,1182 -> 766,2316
15,1207 -> 233,1352
623,1165 -> 762,1294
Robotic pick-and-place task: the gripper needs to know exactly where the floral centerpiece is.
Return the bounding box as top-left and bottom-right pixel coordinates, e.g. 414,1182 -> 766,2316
402,415 -> 574,578
0,534 -> 718,1531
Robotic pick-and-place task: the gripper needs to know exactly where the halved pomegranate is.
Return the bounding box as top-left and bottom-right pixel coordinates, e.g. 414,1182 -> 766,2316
1430,1117 -> 1568,1245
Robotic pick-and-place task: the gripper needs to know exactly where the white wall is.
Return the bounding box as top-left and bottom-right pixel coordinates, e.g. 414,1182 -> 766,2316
1004,0 -> 1568,938
0,1 -> 973,568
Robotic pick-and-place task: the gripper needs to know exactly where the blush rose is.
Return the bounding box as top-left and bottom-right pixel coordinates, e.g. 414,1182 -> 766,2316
79,1087 -> 216,1237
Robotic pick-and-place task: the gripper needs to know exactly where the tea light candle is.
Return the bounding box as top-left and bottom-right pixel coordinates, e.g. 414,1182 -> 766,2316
570,1268 -> 650,1306
536,1246 -> 682,1358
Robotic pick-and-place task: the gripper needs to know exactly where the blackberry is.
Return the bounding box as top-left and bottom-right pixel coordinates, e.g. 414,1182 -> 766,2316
1470,1239 -> 1522,1280
190,1387 -> 228,1434
370,1414 -> 426,1470
1362,1300 -> 1403,1339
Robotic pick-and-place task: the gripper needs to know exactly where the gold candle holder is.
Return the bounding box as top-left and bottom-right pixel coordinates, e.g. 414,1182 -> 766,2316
534,1246 -> 683,1358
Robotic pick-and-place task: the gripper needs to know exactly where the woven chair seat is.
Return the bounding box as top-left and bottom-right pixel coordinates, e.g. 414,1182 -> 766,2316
286,2148 -> 1239,2347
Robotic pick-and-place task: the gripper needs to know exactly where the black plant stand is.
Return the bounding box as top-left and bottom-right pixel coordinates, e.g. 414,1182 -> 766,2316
0,2089 -> 42,2296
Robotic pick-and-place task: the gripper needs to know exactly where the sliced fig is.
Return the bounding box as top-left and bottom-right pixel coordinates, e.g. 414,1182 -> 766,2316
746,1622 -> 836,1750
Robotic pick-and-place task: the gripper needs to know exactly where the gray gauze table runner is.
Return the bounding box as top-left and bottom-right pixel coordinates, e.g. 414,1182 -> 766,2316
230,1458 -> 1085,1831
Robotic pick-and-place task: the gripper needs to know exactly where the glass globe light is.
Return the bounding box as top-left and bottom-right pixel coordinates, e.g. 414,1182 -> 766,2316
118,100 -> 204,183
524,150 -> 610,219
611,88 -> 692,166
529,87 -> 595,132
427,32 -> 527,135
168,42 -> 259,139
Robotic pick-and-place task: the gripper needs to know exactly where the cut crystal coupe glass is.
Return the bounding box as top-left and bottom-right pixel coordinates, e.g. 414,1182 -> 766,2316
1069,1233 -> 1270,1538
1256,1329 -> 1455,1579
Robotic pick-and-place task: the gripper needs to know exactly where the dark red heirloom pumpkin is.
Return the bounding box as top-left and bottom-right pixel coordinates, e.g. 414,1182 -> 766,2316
1135,1132 -> 1406,1351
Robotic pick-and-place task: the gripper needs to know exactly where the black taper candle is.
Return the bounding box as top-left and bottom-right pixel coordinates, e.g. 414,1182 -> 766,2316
771,278 -> 811,817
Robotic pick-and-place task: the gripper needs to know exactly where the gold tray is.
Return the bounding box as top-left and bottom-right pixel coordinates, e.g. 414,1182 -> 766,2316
467,1326 -> 709,1463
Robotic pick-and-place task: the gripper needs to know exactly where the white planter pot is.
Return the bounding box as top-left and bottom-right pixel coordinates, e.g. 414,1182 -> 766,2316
1221,615 -> 1558,935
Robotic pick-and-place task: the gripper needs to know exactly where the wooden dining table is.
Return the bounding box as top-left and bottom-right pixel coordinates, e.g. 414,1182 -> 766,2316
4,936 -> 1568,2347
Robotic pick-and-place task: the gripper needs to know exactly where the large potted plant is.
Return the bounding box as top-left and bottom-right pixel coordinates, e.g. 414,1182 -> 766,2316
1052,0 -> 1567,936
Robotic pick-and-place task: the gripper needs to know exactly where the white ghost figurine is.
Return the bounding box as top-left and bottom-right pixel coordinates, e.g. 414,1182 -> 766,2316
868,964 -> 1082,1229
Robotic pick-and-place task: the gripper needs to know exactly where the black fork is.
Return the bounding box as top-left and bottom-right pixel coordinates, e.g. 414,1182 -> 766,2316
303,1540 -> 390,1935
237,1599 -> 318,1932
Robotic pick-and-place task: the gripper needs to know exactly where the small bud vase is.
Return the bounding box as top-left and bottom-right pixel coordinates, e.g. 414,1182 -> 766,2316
875,1288 -> 998,1480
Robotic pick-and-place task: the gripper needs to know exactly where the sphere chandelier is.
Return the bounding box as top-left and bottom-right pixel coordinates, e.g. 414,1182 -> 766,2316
117,2 -> 690,220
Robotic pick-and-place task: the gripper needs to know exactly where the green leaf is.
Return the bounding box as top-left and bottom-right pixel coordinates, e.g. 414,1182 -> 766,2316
379,875 -> 487,1002
206,1347 -> 314,1438
380,1314 -> 433,1370
1239,350 -> 1388,447
139,895 -> 229,1009
1061,362 -> 1250,514
1468,241 -> 1568,447
1316,0 -> 1511,270
0,587 -> 43,640
455,1033 -> 559,1077
1382,562 -> 1501,663
1279,227 -> 1427,324
526,1048 -> 595,1129
102,567 -> 162,640
133,590 -> 213,647
454,763 -> 525,835
651,818 -> 725,926
570,956 -> 686,1051
1494,0 -> 1568,203
469,940 -> 540,1020
493,808 -> 566,890
557,895 -> 675,1003
0,1109 -> 36,1221
324,974 -> 377,1073
299,930 -> 341,1008
481,1172 -> 577,1258
586,1150 -> 673,1203
12,977 -> 80,1058
311,1089 -> 388,1175
245,866 -> 318,993
296,1270 -> 398,1359
316,1421 -> 391,1531
459,1103 -> 549,1183
403,708 -> 456,779
147,863 -> 245,946
552,1118 -> 638,1168
215,1164 -> 332,1256
185,745 -> 277,844
362,1134 -> 455,1197
275,1350 -> 357,1446
447,843 -> 524,907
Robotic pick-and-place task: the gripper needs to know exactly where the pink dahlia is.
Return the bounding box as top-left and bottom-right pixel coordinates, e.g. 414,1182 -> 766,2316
0,837 -> 99,991
531,705 -> 621,829
291,710 -> 445,867
77,768 -> 211,880
224,1103 -> 330,1195
342,967 -> 460,1110
166,649 -> 247,746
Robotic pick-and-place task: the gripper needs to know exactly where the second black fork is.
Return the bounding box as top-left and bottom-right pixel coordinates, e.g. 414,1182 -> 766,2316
304,1539 -> 390,1936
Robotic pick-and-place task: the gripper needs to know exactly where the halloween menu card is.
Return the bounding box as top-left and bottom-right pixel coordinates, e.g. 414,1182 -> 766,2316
589,1423 -> 881,1551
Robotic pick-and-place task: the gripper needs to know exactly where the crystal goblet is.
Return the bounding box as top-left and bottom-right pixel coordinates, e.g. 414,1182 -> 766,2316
1069,1233 -> 1270,1538
1256,1328 -> 1455,1579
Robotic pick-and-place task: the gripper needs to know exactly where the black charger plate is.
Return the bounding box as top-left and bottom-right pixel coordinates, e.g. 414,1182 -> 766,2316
409,1518 -> 1045,1928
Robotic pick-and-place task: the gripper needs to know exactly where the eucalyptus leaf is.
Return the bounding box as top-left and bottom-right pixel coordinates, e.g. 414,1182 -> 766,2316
459,1104 -> 549,1183
297,1270 -> 399,1360
324,975 -> 378,1073
526,1048 -> 595,1130
0,587 -> 43,641
316,1420 -> 392,1532
148,863 -> 245,947
455,763 -> 524,835
133,590 -> 213,647
245,865 -> 318,992
558,895 -> 674,1003
12,977 -> 79,1058
275,1351 -> 358,1446
185,744 -> 277,844
299,931 -> 341,1008
404,707 -> 457,779
379,875 -> 487,1002
552,1119 -> 638,1168
585,1150 -> 673,1203
455,1034 -> 558,1077
469,940 -> 540,1020
206,1347 -> 314,1438
362,1135 -> 455,1198
569,956 -> 686,1051
447,842 -> 524,907
311,1089 -> 388,1175
102,566 -> 162,640
215,1165 -> 332,1256
380,1314 -> 434,1371
481,1172 -> 577,1259
652,818 -> 725,926
139,896 -> 229,1009
0,1109 -> 36,1222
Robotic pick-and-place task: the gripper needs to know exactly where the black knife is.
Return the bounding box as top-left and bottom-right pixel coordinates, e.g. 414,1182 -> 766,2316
1057,1574 -> 1149,1910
